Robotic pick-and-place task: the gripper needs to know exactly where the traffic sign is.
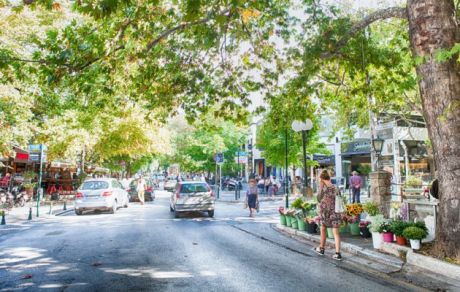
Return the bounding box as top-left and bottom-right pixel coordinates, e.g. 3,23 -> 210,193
214,153 -> 224,164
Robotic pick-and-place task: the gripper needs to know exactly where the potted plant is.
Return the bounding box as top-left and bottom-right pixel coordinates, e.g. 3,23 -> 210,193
22,171 -> 37,196
359,221 -> 371,238
368,215 -> 385,249
278,207 -> 287,226
305,216 -> 319,234
363,201 -> 380,217
346,203 -> 363,235
285,209 -> 296,227
378,221 -> 394,243
347,215 -> 361,235
402,226 -> 428,250
389,220 -> 409,246
295,210 -> 306,231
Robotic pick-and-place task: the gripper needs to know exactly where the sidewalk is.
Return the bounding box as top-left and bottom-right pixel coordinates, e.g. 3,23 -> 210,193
1,201 -> 73,226
274,224 -> 460,289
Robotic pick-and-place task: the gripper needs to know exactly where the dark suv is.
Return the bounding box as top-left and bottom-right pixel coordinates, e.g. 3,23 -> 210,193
128,178 -> 156,202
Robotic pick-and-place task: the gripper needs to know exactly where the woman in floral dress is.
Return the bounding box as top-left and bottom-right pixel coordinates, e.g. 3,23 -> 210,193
314,170 -> 342,260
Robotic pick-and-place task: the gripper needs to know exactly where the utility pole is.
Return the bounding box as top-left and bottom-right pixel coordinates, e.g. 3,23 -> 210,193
36,145 -> 43,217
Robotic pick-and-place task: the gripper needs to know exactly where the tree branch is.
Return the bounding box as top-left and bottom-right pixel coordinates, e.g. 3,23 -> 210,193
145,9 -> 231,53
322,6 -> 407,58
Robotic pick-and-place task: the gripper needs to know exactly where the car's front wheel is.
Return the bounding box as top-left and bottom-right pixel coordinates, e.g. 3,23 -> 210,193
208,210 -> 214,217
75,210 -> 82,216
110,201 -> 117,214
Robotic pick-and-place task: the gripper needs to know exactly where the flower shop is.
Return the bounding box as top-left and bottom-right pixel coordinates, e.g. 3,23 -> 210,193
278,196 -> 431,251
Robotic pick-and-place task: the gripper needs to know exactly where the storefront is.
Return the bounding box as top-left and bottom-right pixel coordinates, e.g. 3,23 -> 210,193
43,161 -> 79,198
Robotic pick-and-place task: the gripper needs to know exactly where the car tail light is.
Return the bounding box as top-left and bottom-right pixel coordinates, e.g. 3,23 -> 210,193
102,191 -> 112,197
175,189 -> 180,199
75,192 -> 83,198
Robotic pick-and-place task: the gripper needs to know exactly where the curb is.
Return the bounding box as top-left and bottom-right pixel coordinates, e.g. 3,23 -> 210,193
274,224 -> 403,269
54,208 -> 74,216
381,242 -> 460,281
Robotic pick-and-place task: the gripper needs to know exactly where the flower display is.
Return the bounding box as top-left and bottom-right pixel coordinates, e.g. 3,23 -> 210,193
359,221 -> 370,228
278,207 -> 285,215
377,221 -> 392,233
346,203 -> 363,217
346,215 -> 360,224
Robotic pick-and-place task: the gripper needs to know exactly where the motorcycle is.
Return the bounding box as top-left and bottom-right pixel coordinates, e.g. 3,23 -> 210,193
10,185 -> 28,207
0,190 -> 14,210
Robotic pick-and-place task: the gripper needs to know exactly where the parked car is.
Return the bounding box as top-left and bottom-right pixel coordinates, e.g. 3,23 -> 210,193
164,178 -> 178,192
170,181 -> 215,218
74,178 -> 129,215
128,178 -> 156,202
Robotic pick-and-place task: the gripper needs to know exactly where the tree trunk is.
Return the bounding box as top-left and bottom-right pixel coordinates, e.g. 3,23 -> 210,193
407,0 -> 460,260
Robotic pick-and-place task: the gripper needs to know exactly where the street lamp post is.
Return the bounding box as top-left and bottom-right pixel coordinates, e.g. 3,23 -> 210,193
285,128 -> 289,208
372,136 -> 384,170
292,119 -> 313,196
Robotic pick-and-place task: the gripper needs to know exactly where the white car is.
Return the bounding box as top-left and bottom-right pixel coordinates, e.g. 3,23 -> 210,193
74,178 -> 129,215
170,181 -> 215,218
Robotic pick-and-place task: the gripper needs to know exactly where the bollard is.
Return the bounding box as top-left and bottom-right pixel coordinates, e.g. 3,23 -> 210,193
49,202 -> 53,215
28,207 -> 32,220
63,200 -> 67,211
217,186 -> 220,199
1,213 -> 5,225
235,188 -> 238,200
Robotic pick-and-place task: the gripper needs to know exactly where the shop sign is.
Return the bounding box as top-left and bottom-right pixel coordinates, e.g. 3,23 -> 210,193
28,144 -> 48,162
341,140 -> 372,155
313,155 -> 335,165
15,152 -> 29,160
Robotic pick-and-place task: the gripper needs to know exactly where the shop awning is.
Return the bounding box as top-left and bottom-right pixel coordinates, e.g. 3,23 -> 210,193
50,161 -> 77,169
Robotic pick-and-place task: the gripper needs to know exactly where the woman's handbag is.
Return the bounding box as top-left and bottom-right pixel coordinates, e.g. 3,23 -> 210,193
256,200 -> 260,213
335,189 -> 345,213
244,196 -> 248,209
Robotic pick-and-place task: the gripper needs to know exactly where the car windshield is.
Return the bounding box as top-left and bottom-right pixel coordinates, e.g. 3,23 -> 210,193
80,181 -> 109,190
180,183 -> 209,193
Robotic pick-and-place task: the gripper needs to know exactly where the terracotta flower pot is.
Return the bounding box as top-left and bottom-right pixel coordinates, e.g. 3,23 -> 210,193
395,236 -> 407,246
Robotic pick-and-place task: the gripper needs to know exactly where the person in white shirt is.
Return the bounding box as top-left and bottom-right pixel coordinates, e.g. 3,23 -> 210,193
137,176 -> 146,205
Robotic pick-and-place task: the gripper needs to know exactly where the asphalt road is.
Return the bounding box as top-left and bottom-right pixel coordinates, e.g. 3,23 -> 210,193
0,192 -> 425,292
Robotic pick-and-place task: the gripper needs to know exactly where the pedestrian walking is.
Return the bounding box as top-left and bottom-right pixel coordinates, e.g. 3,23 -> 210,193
314,170 -> 342,261
257,177 -> 265,194
137,175 -> 146,205
246,179 -> 259,217
268,176 -> 276,199
349,171 -> 362,203
264,177 -> 270,194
